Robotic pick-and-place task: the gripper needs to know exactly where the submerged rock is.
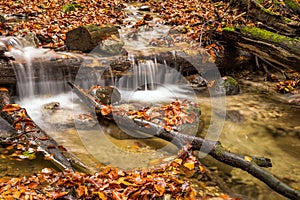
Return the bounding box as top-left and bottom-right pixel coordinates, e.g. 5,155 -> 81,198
226,110 -> 245,123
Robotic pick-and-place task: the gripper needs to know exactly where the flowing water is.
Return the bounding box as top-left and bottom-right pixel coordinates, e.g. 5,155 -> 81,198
0,13 -> 299,199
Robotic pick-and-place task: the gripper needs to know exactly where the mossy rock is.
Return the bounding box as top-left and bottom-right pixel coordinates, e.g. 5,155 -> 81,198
221,76 -> 240,95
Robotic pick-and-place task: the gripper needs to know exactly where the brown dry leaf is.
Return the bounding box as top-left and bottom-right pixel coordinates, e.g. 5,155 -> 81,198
24,122 -> 36,132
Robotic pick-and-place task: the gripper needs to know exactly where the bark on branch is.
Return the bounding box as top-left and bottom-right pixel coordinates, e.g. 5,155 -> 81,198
68,82 -> 300,199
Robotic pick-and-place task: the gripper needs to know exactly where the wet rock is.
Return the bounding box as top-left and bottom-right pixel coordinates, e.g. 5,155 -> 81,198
89,85 -> 121,105
2,13 -> 27,23
36,34 -> 53,45
222,76 -> 240,95
66,24 -> 120,52
43,102 -> 60,110
92,38 -> 125,56
0,14 -> 5,24
0,117 -> 19,139
288,94 -> 300,105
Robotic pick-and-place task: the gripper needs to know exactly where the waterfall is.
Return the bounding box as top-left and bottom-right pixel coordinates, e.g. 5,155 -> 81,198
3,37 -> 71,99
116,55 -> 194,103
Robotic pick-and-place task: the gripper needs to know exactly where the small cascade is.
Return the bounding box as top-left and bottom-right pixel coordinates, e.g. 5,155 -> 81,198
3,37 -> 73,99
116,55 -> 194,103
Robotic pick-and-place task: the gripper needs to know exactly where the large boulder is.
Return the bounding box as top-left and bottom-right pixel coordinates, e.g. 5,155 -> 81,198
66,24 -> 120,53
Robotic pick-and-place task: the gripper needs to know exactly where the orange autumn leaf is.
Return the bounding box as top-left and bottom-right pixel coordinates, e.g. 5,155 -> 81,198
101,105 -> 112,115
154,180 -> 166,196
2,104 -> 21,112
183,162 -> 195,170
0,87 -> 9,92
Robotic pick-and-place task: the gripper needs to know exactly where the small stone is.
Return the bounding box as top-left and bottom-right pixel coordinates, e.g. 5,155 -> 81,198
43,102 -> 60,110
222,76 -> 240,95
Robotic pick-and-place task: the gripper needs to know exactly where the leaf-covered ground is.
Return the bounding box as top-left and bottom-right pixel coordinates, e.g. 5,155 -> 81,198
1,0 -> 299,49
0,150 -> 234,199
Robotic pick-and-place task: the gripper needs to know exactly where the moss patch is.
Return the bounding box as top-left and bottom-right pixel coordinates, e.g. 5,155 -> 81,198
240,26 -> 292,43
62,3 -> 83,13
239,26 -> 300,53
284,0 -> 300,11
222,26 -> 235,32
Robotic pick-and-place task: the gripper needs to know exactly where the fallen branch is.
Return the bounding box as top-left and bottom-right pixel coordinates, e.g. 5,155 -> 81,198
68,82 -> 300,199
0,87 -> 74,171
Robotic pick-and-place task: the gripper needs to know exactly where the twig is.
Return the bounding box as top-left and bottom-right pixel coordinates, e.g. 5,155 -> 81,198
232,12 -> 246,22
